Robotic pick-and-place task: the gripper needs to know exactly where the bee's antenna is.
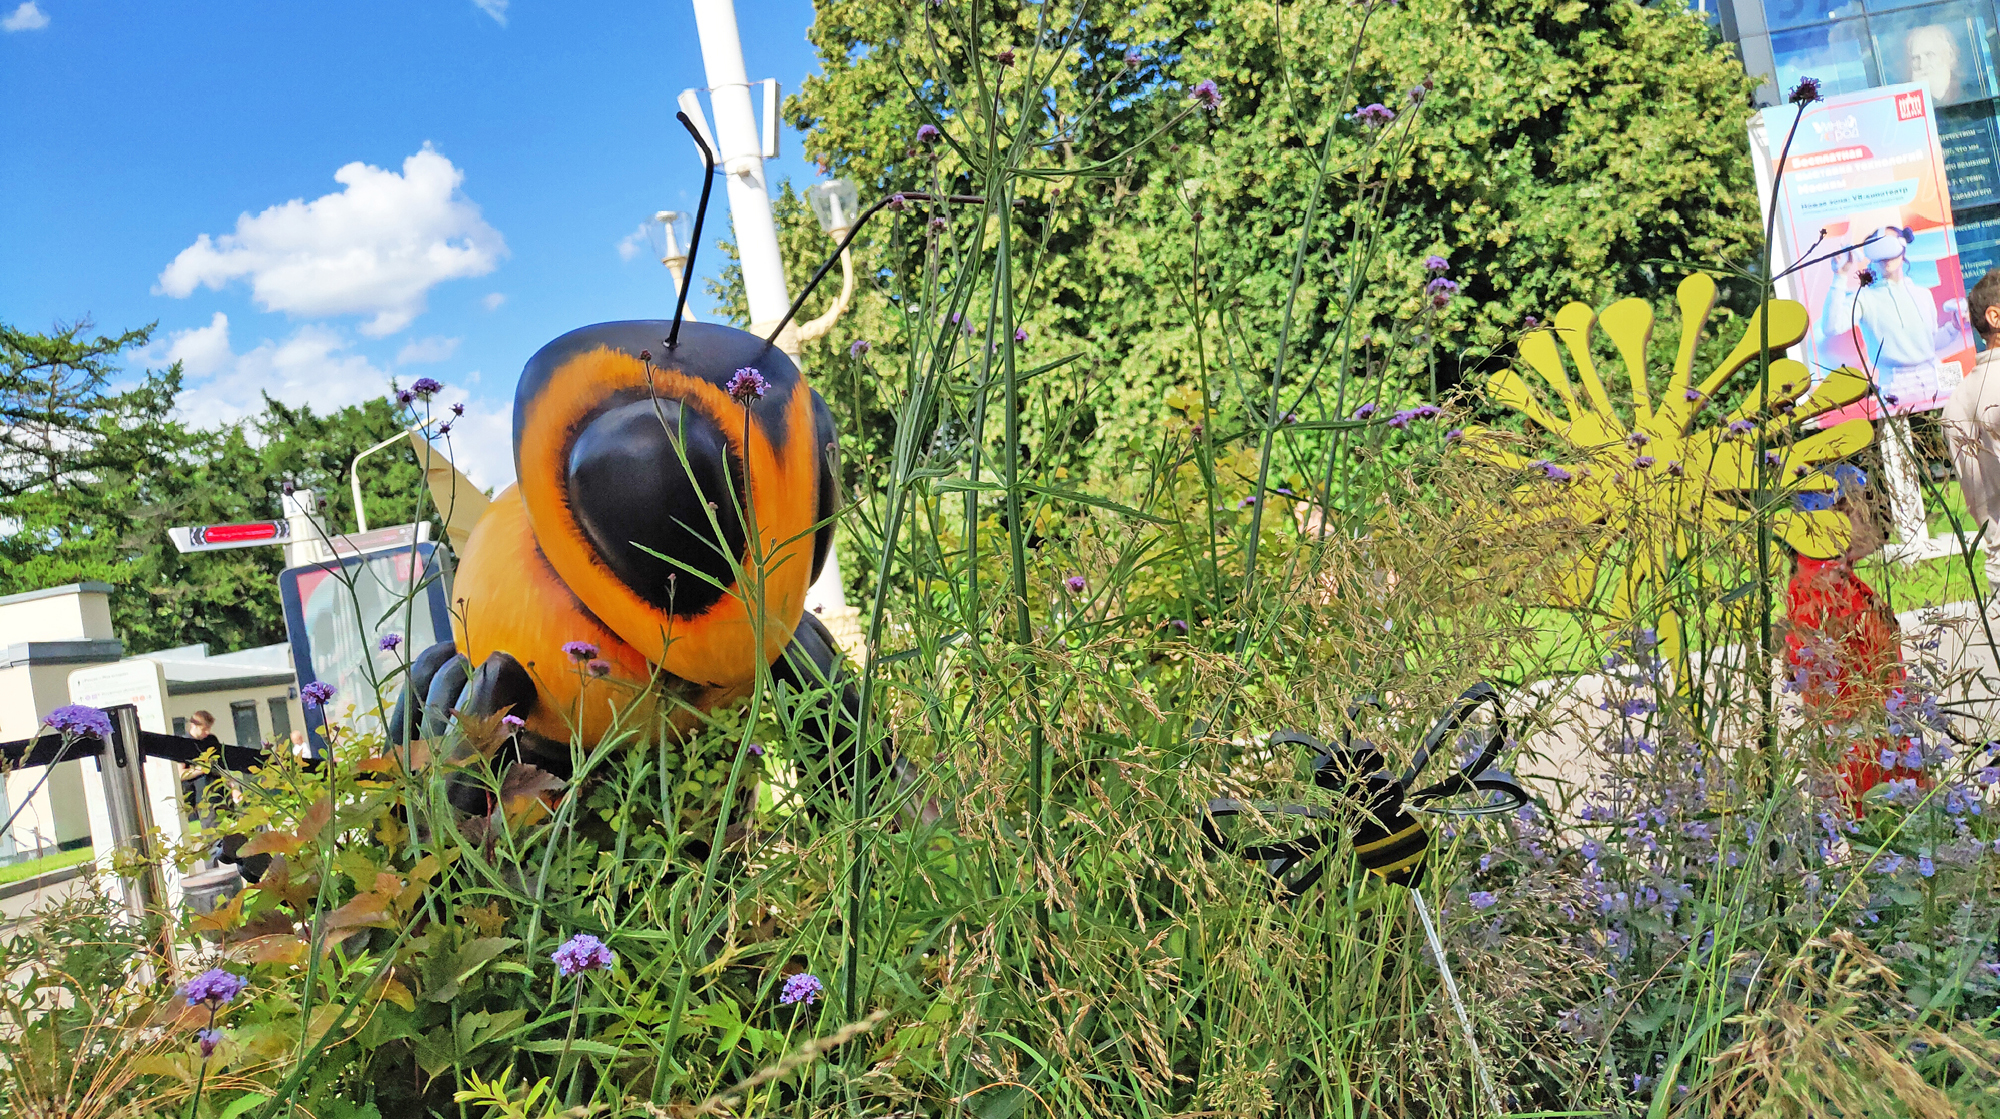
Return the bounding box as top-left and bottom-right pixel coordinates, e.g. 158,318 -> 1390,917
669,111 -> 716,350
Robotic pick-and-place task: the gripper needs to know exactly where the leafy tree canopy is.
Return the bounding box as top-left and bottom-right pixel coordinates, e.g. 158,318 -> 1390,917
715,0 -> 1761,478
1,320 -> 437,654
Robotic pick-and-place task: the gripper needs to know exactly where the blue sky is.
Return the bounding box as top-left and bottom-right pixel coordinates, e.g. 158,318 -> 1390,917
0,0 -> 828,490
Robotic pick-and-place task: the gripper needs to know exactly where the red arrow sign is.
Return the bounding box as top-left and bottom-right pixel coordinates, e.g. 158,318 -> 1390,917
168,520 -> 292,553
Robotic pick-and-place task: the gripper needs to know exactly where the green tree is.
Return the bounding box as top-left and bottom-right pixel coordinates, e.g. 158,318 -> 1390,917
1,320 -> 440,653
722,0 -> 1760,479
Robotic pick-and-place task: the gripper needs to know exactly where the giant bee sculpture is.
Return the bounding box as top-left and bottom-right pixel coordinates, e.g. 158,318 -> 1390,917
391,115 -> 867,811
390,321 -> 859,809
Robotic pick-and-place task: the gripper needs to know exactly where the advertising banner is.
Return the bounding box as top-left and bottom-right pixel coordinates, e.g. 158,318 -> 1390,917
1761,83 -> 1977,422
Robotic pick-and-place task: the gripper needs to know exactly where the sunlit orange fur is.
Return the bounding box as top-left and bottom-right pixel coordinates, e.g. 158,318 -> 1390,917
514,347 -> 819,688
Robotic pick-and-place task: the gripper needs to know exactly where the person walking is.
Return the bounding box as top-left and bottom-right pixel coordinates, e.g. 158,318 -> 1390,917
1941,268 -> 2000,587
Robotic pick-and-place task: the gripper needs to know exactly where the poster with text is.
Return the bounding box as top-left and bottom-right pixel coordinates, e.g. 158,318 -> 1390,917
1763,83 -> 1977,422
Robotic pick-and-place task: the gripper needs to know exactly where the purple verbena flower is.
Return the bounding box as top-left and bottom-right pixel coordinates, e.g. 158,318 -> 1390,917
451,402 -> 464,416
197,1027 -> 223,1059
552,933 -> 616,977
182,968 -> 248,1007
887,193 -> 908,211
1634,455 -> 1656,469
1065,575 -> 1087,594
1423,255 -> 1449,273
1124,49 -> 1142,68
780,972 -> 824,1005
1425,277 -> 1460,308
299,681 -> 335,710
378,633 -> 402,652
562,641 -> 599,660
1388,409 -> 1416,429
1014,326 -> 1028,343
1413,404 -> 1440,419
1353,102 -> 1396,127
1684,388 -> 1703,402
1789,76 -> 1823,105
916,123 -> 941,144
43,704 -> 111,740
395,389 -> 416,406
586,659 -> 612,678
850,339 -> 871,357
995,47 -> 1015,67
410,377 -> 443,397
1189,80 -> 1222,110
1353,402 -> 1378,420
1445,427 -> 1463,441
748,743 -> 765,756
502,714 -> 526,729
726,367 -> 768,402
1468,890 -> 1498,910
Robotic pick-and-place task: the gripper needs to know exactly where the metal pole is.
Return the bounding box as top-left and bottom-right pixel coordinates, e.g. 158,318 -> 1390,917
102,705 -> 174,970
689,0 -> 792,339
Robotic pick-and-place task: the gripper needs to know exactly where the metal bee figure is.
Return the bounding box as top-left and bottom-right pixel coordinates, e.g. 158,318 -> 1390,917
1205,683 -> 1530,896
390,115 -> 863,810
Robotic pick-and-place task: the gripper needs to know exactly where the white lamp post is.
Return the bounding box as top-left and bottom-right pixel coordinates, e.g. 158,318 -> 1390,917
646,210 -> 696,321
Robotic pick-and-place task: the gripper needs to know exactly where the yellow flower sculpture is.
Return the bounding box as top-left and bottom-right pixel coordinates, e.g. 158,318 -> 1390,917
1462,273 -> 1875,664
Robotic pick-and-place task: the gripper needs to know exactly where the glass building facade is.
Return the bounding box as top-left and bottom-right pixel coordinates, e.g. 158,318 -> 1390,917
1721,0 -> 2000,279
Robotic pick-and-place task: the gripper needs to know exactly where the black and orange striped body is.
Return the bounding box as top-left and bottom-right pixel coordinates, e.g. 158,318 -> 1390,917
393,320 -> 851,800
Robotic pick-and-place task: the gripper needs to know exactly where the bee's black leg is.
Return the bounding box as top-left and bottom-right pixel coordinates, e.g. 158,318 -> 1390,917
772,612 -> 933,824
389,640 -> 464,746
447,651 -> 567,814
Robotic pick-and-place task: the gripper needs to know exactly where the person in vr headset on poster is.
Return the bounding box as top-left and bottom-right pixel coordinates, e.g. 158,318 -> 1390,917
1822,225 -> 1971,410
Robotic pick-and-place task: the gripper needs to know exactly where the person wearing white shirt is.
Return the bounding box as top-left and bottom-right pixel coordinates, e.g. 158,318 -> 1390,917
1942,268 -> 2000,586
1821,226 -> 1970,412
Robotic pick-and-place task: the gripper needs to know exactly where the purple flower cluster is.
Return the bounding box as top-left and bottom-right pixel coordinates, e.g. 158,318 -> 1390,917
552,933 -> 616,977
850,339 -> 871,357
1189,80 -> 1223,111
43,704 -> 111,740
1426,277 -> 1460,309
1352,102 -> 1396,128
779,972 -> 824,1006
300,681 -> 336,710
410,377 -> 443,397
726,367 -> 768,402
563,640 -> 600,660
378,633 -> 402,652
182,968 -> 248,1007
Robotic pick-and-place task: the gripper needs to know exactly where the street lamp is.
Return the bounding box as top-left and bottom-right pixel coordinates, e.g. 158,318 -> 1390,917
646,210 -> 696,320
794,179 -> 859,345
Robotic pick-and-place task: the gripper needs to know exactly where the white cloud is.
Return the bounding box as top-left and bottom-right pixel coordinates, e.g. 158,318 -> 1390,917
396,336 -> 460,365
473,0 -> 507,26
147,313 -> 398,430
617,223 -> 649,261
427,387 -> 515,490
156,146 -> 506,338
2,3 -> 49,31
482,292 -> 506,311
145,314 -> 517,490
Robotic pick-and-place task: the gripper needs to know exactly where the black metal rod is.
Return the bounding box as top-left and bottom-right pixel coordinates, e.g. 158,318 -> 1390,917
669,111 -> 718,351
765,192 -> 993,346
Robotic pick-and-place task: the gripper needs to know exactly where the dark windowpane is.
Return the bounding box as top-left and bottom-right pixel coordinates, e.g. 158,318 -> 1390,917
268,698 -> 293,743
230,701 -> 260,748
1766,0 -> 1866,31
1955,203 -> 2000,289
173,716 -> 186,736
1872,2 -> 2000,106
1941,101 -> 2000,205
1773,19 -> 1883,98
